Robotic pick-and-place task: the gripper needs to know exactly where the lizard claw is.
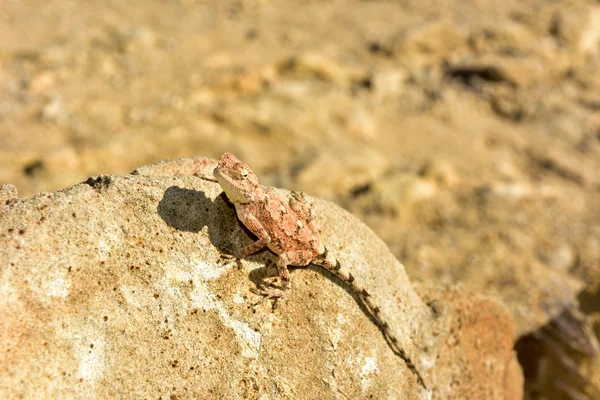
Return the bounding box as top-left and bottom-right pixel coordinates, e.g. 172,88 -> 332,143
250,284 -> 289,311
250,283 -> 289,300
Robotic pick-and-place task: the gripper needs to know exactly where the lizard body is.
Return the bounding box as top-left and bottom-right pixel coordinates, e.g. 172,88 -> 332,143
213,152 -> 426,389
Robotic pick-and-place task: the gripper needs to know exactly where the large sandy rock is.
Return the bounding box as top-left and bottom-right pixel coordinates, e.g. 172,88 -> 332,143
0,157 -> 520,399
415,284 -> 523,400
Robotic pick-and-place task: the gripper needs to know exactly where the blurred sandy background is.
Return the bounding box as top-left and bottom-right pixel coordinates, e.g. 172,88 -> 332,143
1,0 -> 600,397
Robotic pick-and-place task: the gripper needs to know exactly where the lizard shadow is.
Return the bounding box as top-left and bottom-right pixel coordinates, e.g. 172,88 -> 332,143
158,185 -> 243,256
309,266 -> 385,332
157,185 -> 276,265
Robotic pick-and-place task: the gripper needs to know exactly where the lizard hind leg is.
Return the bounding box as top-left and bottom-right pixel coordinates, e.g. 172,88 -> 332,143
253,250 -> 313,300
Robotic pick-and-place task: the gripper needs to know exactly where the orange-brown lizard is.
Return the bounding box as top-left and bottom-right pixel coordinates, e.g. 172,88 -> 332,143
213,152 -> 426,389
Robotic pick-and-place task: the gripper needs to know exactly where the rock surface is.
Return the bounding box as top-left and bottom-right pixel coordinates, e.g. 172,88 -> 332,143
0,157 -> 519,399
415,283 -> 523,400
2,1 -> 600,397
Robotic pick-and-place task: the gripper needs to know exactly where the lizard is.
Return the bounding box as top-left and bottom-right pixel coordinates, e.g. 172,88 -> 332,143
212,152 -> 427,389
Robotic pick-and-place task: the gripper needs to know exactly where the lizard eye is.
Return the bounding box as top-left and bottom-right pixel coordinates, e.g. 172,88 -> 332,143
240,168 -> 249,179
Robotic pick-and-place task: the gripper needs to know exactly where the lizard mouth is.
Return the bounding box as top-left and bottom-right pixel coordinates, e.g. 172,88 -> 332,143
212,166 -> 225,182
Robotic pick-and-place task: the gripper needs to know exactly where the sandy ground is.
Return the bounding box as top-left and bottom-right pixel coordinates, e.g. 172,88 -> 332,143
1,0 -> 600,398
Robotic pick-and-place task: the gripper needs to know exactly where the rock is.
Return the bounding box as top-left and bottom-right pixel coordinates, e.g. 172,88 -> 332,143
40,95 -> 69,123
0,156 -> 520,399
551,5 -> 600,57
345,106 -> 377,141
0,184 -> 18,203
396,20 -> 465,56
277,54 -> 367,88
579,7 -> 600,57
44,147 -> 81,174
295,147 -> 392,200
212,65 -> 278,96
491,182 -> 533,200
446,55 -> 545,88
131,156 -> 218,178
537,244 -> 576,273
372,69 -> 408,101
415,284 -> 523,400
420,160 -> 460,188
30,71 -> 56,93
468,23 -> 540,56
379,185 -> 587,338
490,90 -> 527,121
350,169 -> 440,220
124,27 -> 158,52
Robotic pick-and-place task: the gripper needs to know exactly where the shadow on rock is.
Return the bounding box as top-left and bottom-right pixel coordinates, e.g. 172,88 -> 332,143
307,265 -> 397,348
157,186 -> 241,256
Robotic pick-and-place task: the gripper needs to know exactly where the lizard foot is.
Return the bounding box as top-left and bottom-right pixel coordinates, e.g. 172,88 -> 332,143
219,253 -> 236,261
251,280 -> 289,299
250,284 -> 289,311
251,286 -> 288,299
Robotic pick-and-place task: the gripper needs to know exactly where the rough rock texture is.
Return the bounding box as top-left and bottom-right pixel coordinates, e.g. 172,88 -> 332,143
415,283 -> 523,400
0,184 -> 18,204
0,157 -> 519,399
3,1 -> 600,397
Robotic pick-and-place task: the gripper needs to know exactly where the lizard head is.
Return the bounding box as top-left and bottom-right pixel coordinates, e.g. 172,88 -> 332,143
213,153 -> 260,204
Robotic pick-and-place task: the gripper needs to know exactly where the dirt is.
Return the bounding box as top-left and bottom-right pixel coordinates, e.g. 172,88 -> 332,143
1,0 -> 599,398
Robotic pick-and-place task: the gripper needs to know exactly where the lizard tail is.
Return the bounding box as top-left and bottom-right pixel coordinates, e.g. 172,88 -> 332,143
315,254 -> 427,390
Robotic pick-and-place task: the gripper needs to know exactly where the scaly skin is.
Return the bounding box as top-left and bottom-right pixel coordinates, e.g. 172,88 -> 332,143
213,152 -> 427,389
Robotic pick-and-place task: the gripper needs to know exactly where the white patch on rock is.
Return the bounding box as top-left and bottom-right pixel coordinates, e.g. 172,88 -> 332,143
361,356 -> 379,375
189,282 -> 220,311
56,322 -> 106,385
0,269 -> 19,308
420,352 -> 436,370
119,284 -> 152,309
95,229 -> 123,261
190,284 -> 261,358
185,260 -> 261,359
97,239 -> 111,261
223,317 -> 262,359
232,293 -> 246,304
47,277 -> 70,298
76,339 -> 105,383
194,259 -> 230,280
360,356 -> 380,393
328,313 -> 346,350
26,260 -> 72,303
173,269 -> 193,282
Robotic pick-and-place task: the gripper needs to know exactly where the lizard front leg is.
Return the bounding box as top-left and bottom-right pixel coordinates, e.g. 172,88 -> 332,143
234,212 -> 271,259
